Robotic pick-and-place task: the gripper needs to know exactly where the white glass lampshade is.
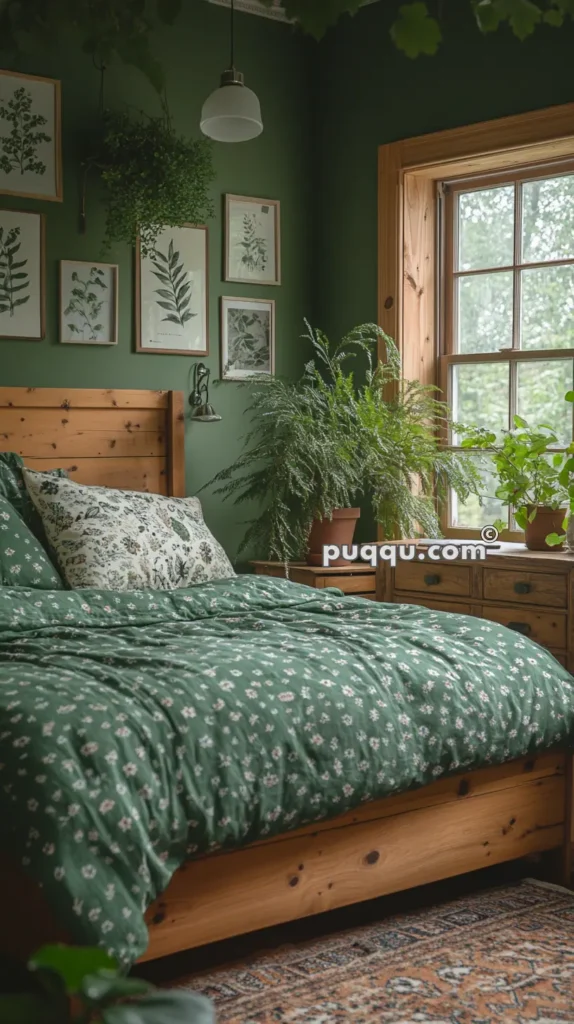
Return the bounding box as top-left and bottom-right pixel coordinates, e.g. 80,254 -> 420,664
200,70 -> 263,143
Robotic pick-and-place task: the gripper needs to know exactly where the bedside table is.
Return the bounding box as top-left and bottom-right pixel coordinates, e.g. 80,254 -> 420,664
250,560 -> 376,599
377,543 -> 574,671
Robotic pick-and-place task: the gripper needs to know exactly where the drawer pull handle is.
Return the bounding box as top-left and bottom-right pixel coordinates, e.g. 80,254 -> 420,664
424,574 -> 441,586
508,621 -> 531,636
514,582 -> 531,594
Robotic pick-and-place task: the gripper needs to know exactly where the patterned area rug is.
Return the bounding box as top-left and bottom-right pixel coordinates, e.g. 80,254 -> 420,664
179,880 -> 574,1023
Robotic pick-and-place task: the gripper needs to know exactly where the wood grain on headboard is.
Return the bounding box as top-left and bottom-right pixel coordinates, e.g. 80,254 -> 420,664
0,388 -> 186,496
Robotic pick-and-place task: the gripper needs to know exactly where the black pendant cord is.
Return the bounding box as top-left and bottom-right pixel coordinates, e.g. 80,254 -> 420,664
230,0 -> 235,71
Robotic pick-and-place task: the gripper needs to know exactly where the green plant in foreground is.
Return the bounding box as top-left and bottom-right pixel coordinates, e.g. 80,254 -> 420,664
0,943 -> 213,1024
91,110 -> 214,258
1,0 -> 573,85
205,321 -> 481,561
460,414 -> 571,543
0,1 -> 182,94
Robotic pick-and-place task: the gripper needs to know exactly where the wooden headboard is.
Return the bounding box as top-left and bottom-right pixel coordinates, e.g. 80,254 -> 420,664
0,388 -> 185,496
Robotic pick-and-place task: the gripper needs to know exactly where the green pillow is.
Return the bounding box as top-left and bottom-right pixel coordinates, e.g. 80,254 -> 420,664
0,493 -> 63,589
0,451 -> 66,544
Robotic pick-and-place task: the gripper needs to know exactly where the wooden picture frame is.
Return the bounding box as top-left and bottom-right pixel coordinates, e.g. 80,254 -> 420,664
0,208 -> 45,341
135,224 -> 209,356
0,69 -> 62,202
59,260 -> 119,346
224,194 -> 281,285
220,295 -> 275,380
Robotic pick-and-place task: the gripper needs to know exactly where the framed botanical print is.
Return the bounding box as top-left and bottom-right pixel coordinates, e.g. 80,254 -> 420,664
59,261 -> 118,345
220,296 -> 275,380
0,70 -> 62,201
0,209 -> 45,340
136,224 -> 208,355
224,194 -> 280,285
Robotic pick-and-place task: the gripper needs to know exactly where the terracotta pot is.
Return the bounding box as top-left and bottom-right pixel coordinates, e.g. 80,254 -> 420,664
306,508 -> 361,566
523,505 -> 567,551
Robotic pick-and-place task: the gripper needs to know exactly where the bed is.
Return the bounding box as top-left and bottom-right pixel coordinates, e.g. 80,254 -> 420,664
0,385 -> 572,966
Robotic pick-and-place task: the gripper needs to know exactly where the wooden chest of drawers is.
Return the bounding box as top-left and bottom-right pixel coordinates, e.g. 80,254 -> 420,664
251,560 -> 377,599
377,545 -> 574,671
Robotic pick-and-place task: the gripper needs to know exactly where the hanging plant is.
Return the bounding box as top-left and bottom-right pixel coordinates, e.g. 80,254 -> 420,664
86,107 -> 215,257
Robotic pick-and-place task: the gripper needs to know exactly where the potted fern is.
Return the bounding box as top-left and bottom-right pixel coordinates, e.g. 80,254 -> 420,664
206,321 -> 480,563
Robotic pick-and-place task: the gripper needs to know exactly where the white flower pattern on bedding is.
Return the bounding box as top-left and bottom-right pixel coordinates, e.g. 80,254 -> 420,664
23,469 -> 235,591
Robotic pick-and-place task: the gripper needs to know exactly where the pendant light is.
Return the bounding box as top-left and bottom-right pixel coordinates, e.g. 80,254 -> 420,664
200,0 -> 263,143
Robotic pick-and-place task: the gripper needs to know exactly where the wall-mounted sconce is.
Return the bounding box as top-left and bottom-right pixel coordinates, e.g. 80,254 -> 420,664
189,363 -> 222,422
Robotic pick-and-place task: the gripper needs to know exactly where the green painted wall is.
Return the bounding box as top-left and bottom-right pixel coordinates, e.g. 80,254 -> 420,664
314,2 -> 574,341
312,3 -> 574,541
0,0 -> 313,559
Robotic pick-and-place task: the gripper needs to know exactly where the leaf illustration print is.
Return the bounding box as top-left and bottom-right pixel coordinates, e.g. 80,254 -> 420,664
0,226 -> 30,317
64,267 -> 107,341
0,86 -> 51,177
151,239 -> 195,328
238,213 -> 268,273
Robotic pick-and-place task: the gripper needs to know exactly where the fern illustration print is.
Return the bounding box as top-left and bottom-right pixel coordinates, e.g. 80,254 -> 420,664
0,71 -> 61,200
0,226 -> 29,317
138,225 -> 208,355
225,195 -> 280,285
239,214 -> 268,273
151,239 -> 195,328
0,209 -> 43,339
60,261 -> 118,346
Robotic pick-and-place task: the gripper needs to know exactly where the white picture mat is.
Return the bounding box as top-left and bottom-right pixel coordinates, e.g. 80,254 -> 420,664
0,209 -> 42,339
0,72 -> 59,200
60,261 -> 118,345
139,225 -> 207,353
226,197 -> 279,284
221,297 -> 275,379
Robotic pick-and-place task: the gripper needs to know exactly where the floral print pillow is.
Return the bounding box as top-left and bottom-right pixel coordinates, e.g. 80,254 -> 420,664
23,469 -> 235,592
0,451 -> 67,544
0,494 -> 63,589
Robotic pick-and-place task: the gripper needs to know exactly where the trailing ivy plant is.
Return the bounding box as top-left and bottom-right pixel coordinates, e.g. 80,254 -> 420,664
88,108 -> 214,257
260,0 -> 574,55
1,0 -> 571,80
204,321 -> 481,561
0,0 -> 182,93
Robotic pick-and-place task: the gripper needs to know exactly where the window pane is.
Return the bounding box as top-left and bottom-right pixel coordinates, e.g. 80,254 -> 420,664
516,359 -> 573,446
451,455 -> 507,531
451,362 -> 509,442
457,272 -> 513,354
522,173 -> 574,263
458,186 -> 514,271
520,265 -> 574,350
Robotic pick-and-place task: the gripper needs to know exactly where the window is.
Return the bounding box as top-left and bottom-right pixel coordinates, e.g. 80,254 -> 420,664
440,164 -> 574,536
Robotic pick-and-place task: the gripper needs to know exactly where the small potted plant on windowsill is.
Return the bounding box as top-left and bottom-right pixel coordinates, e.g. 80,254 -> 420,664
460,415 -> 569,550
205,321 -> 481,563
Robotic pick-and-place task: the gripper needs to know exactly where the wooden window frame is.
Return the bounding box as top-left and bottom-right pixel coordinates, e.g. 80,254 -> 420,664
378,102 -> 574,539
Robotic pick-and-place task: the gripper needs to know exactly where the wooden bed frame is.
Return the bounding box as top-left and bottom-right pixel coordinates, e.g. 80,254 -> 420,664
0,386 -> 572,964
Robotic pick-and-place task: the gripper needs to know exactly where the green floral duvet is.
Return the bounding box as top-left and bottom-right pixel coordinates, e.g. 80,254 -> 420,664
0,574 -> 573,964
